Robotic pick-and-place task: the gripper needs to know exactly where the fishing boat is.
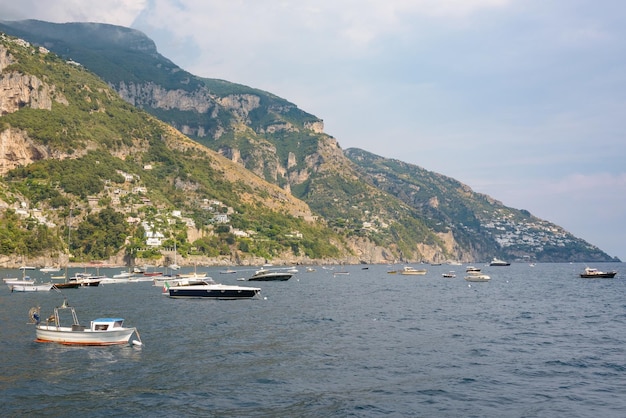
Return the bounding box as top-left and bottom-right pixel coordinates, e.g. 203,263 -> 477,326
164,278 -> 261,300
30,300 -> 142,346
579,267 -> 617,278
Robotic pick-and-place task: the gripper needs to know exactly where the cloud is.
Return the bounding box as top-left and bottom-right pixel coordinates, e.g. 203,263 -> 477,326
0,0 -> 147,26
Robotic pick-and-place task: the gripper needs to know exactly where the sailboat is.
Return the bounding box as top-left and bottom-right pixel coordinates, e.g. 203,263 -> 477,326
169,240 -> 180,270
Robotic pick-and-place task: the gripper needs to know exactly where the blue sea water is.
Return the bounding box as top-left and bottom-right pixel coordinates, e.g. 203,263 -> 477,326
1,262 -> 626,417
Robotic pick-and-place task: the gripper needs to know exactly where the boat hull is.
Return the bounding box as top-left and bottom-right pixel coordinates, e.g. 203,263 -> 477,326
248,274 -> 292,281
35,326 -> 135,345
580,272 -> 617,278
465,275 -> 491,282
10,284 -> 53,292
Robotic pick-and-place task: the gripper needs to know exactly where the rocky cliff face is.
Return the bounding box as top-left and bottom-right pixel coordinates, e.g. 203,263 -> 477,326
0,44 -> 68,115
0,43 -> 71,174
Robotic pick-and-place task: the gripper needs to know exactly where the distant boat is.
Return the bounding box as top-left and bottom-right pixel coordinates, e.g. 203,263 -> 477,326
400,266 -> 427,275
465,274 -> 491,282
220,269 -> 237,274
249,269 -> 292,281
489,258 -> 510,266
10,282 -> 54,292
40,266 -> 61,273
579,267 -> 617,278
442,271 -> 456,278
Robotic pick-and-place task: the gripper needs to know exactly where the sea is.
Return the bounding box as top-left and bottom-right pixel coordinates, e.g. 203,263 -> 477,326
1,262 -> 626,417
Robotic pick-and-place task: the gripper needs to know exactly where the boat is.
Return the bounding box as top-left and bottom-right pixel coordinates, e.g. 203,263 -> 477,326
40,266 -> 61,273
400,266 -> 427,275
18,266 -> 36,271
249,268 -> 292,281
464,274 -> 491,282
4,277 -> 35,285
10,282 -> 54,292
68,273 -> 102,287
306,267 -> 316,273
219,268 -> 237,274
579,267 -> 617,278
466,266 -> 481,273
333,270 -> 350,276
489,258 -> 510,266
30,300 -> 142,346
52,281 -> 80,289
163,278 -> 261,300
442,271 -> 456,278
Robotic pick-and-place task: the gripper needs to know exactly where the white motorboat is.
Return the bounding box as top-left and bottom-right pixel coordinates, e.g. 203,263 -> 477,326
464,274 -> 491,282
400,266 -> 427,275
164,278 -> 261,299
40,266 -> 61,273
10,283 -> 54,292
30,300 -> 142,346
489,257 -> 510,266
249,268 -> 292,281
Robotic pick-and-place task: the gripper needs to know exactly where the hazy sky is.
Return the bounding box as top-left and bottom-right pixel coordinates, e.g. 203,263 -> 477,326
2,0 -> 625,260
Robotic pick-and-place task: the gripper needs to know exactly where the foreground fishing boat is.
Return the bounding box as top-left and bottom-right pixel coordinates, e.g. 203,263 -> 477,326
30,300 -> 142,346
164,278 -> 261,300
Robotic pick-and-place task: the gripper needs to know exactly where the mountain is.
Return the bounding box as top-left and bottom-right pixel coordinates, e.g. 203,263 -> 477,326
0,31 -> 343,267
0,20 -> 618,263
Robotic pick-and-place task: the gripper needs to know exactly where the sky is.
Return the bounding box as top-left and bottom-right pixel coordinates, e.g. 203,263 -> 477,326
1,0 -> 625,260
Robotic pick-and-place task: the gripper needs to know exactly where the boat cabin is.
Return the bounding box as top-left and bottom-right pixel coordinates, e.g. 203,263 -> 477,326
90,318 -> 125,331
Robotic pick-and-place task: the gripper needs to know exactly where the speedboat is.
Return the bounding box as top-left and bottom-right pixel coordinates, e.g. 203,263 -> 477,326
489,258 -> 510,266
248,269 -> 292,281
164,278 -> 261,299
465,274 -> 491,282
579,267 -> 617,278
442,271 -> 456,278
40,266 -> 61,273
30,300 -> 142,346
400,266 -> 427,275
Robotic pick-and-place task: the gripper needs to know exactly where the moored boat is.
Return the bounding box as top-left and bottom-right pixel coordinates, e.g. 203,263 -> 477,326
579,267 -> 617,278
400,266 -> 427,275
489,257 -> 510,266
249,268 -> 292,281
30,300 -> 141,346
10,282 -> 54,292
465,274 -> 491,282
164,278 -> 260,300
